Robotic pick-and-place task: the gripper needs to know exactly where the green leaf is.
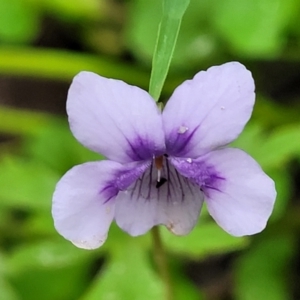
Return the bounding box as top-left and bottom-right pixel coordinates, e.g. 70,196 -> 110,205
257,125 -> 300,169
0,47 -> 150,88
230,123 -> 265,160
0,278 -> 20,300
232,123 -> 300,169
212,0 -> 296,58
162,222 -> 249,259
0,156 -> 59,211
0,105 -> 50,135
32,0 -> 103,21
21,211 -> 57,237
0,252 -> 19,300
81,240 -> 164,300
149,0 -> 190,100
0,0 -> 40,44
26,118 -> 102,174
267,169 -> 292,221
7,240 -> 94,300
125,0 -> 220,71
234,233 -> 295,300
173,269 -> 203,300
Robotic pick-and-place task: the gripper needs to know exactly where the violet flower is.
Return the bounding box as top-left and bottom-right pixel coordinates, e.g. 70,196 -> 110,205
52,62 -> 276,249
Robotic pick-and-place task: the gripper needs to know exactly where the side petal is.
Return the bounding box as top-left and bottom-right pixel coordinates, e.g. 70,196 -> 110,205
114,158 -> 204,236
67,72 -> 165,163
163,62 -> 255,158
52,160 -> 121,249
201,148 -> 276,236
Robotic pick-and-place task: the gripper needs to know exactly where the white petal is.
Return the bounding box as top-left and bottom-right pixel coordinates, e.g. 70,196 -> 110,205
67,72 -> 165,163
203,148 -> 276,236
114,158 -> 204,236
52,161 -> 121,249
163,62 -> 255,158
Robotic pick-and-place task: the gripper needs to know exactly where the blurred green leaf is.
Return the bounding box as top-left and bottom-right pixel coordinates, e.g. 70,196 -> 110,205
7,240 -> 93,300
81,240 -> 164,300
0,156 -> 59,211
162,222 -> 249,259
0,47 -> 150,88
0,252 -> 20,300
0,105 -> 50,136
124,0 -> 161,67
22,211 -> 56,237
31,0 -> 103,21
212,0 -> 296,58
268,169 -> 292,221
258,125 -> 300,169
232,123 -> 300,169
234,233 -> 295,300
125,0 -> 219,71
253,97 -> 300,127
230,123 -> 264,159
26,118 -> 102,174
0,278 -> 20,300
173,269 -> 203,300
0,0 -> 40,44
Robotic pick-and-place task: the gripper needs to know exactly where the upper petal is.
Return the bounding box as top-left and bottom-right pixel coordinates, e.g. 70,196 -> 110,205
163,62 -> 255,158
52,160 -> 121,249
114,157 -> 204,236
190,148 -> 276,236
67,72 -> 165,163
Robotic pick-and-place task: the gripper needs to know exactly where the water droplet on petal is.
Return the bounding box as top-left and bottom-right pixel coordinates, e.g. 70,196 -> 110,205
178,125 -> 188,134
186,158 -> 192,163
221,106 -> 225,110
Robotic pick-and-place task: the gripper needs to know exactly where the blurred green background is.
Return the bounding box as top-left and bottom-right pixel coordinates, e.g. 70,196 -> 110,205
0,0 -> 300,299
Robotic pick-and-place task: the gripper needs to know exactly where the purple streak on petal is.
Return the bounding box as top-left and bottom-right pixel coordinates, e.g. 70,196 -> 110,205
114,156 -> 204,236
52,160 -> 122,249
100,183 -> 118,204
170,156 -> 226,198
147,163 -> 153,199
165,125 -> 199,157
125,136 -> 165,161
67,71 -> 166,163
114,160 -> 151,191
163,62 -> 255,158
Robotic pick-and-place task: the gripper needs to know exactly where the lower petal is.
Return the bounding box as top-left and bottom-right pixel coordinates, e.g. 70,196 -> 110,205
52,160 -> 121,249
114,159 -> 204,236
200,148 -> 276,236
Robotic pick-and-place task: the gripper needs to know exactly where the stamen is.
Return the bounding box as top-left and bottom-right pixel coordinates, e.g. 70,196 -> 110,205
155,156 -> 164,183
157,169 -> 161,182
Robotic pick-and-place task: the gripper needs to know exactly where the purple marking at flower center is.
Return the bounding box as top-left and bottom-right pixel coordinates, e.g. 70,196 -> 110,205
101,184 -> 118,204
166,125 -> 199,157
125,135 -> 165,161
122,156 -> 200,203
99,161 -> 151,203
100,155 -> 220,206
170,157 -> 226,197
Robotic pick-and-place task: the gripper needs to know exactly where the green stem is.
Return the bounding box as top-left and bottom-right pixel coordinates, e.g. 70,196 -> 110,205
151,226 -> 173,300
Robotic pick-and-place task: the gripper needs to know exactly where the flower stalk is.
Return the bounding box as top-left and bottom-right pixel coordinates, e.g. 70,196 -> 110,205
151,226 -> 174,300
